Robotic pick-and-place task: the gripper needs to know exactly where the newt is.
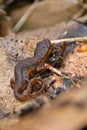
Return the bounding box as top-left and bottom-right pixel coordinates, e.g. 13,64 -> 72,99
11,39 -> 53,101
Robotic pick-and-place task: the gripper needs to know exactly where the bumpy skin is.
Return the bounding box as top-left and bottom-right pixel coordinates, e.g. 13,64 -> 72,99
13,39 -> 53,101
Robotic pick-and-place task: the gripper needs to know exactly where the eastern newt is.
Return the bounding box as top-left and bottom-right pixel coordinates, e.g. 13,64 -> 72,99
11,39 -> 53,101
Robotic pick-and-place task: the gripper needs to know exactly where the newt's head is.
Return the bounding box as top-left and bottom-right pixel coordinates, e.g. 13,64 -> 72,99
34,39 -> 52,61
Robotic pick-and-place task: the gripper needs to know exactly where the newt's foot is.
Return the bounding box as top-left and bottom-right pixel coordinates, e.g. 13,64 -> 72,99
10,78 -> 15,89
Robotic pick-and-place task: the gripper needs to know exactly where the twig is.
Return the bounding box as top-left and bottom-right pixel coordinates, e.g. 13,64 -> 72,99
44,63 -> 70,79
51,37 -> 87,44
44,63 -> 62,76
13,1 -> 39,33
